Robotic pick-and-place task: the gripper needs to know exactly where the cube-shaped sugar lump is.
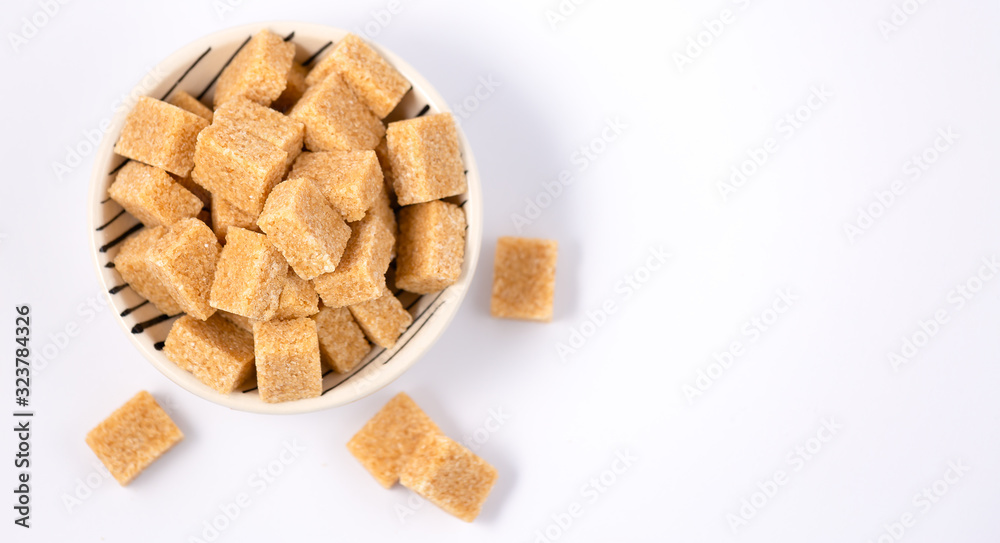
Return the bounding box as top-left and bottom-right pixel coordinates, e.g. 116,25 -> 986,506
347,392 -> 441,488
400,434 -> 498,522
396,200 -> 466,294
313,306 -> 370,373
113,226 -> 183,315
213,96 -> 304,169
214,29 -> 295,107
85,391 -> 184,486
256,178 -> 351,280
148,218 -> 221,320
164,314 -> 254,394
272,63 -> 308,112
348,288 -> 412,349
273,270 -> 320,320
167,90 -> 213,122
490,237 -> 558,322
289,151 -> 382,222
209,227 -> 287,321
253,318 -> 322,403
374,137 -> 398,206
191,123 -> 288,217
312,212 -> 395,308
386,113 -> 467,205
108,162 -> 203,227
326,33 -> 410,118
211,196 -> 260,244
289,72 -> 384,152
114,96 -> 209,176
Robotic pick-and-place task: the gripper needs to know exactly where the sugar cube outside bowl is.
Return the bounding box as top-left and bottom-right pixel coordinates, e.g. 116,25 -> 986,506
87,22 -> 483,415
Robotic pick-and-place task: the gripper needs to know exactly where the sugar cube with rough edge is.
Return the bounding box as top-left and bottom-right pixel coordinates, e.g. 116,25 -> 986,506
213,29 -> 295,108
113,226 -> 183,315
256,178 -> 351,280
369,183 -> 398,261
274,270 -> 320,320
191,123 -> 288,217
167,90 -> 213,122
209,227 -> 288,321
327,33 -> 411,118
289,150 -> 383,222
289,72 -> 385,152
386,113 -> 467,205
346,392 -> 441,488
490,237 -> 558,322
173,174 -> 212,207
399,434 -> 498,522
312,306 -> 370,373
85,391 -> 184,486
253,318 -> 322,403
374,137 -> 397,206
312,212 -> 395,308
211,197 -> 260,244
396,200 -> 467,294
272,63 -> 308,112
220,310 -> 253,333
114,96 -> 209,177
108,162 -> 203,227
148,218 -> 220,320
348,288 -> 412,349
163,314 -> 254,394
213,96 -> 304,170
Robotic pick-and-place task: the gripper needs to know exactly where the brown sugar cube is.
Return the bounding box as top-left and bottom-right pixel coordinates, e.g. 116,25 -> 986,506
374,137 -> 397,206
289,72 -> 384,152
163,314 -> 254,394
490,237 -> 558,322
369,181 -> 398,237
400,434 -> 498,522
191,123 -> 288,217
85,391 -> 184,486
312,306 -> 370,373
213,96 -> 304,170
114,96 -> 209,177
209,227 -> 287,321
167,90 -> 213,122
214,29 -> 295,108
312,212 -> 394,308
173,174 -> 212,207
113,226 -> 183,315
108,162 -> 203,227
148,218 -> 221,320
326,33 -> 410,118
396,200 -> 466,294
272,62 -> 308,112
253,318 -> 322,403
289,151 -> 382,221
219,310 -> 253,333
347,392 -> 441,488
348,288 -> 412,349
211,197 -> 260,244
256,178 -> 351,280
386,113 -> 467,205
274,270 -> 320,320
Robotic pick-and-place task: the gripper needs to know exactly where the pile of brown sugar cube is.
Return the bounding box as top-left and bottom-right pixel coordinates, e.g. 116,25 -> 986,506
109,30 -> 469,403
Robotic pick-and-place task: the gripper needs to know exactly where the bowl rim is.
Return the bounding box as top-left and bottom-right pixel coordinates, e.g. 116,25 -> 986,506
86,21 -> 483,415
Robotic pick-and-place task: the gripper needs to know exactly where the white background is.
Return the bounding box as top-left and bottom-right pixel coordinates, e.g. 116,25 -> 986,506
3,0 -> 1000,541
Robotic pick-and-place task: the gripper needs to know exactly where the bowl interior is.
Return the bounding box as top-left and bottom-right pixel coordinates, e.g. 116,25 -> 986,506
88,22 -> 482,414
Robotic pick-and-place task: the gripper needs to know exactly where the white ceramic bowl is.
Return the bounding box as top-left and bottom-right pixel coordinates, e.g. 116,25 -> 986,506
87,22 -> 483,415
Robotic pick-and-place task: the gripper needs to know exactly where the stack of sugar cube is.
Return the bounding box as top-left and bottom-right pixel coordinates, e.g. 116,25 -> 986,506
108,30 -> 469,403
